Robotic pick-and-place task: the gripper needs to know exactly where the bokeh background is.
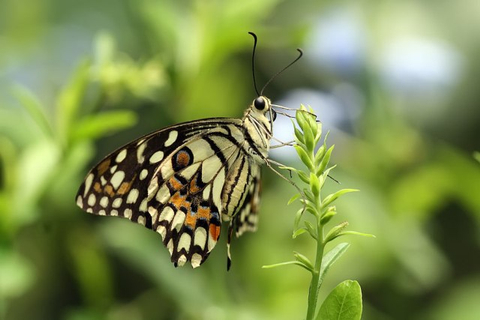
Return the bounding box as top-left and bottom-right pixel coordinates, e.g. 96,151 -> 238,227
1,0 -> 479,319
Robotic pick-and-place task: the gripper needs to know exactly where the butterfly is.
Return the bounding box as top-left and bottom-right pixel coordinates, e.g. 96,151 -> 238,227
75,33 -> 303,269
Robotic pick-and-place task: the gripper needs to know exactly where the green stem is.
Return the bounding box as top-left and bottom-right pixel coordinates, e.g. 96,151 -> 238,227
306,221 -> 324,320
306,174 -> 324,320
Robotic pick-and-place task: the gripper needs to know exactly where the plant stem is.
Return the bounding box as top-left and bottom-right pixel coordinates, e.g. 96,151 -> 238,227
306,220 -> 325,320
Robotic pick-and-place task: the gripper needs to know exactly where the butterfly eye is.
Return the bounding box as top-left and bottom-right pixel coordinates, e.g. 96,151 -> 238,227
254,97 -> 266,110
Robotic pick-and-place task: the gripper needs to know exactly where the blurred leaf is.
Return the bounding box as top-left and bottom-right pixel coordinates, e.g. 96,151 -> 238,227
319,243 -> 350,284
13,139 -> 61,227
0,248 -> 35,299
317,280 -> 362,320
12,84 -> 54,138
56,60 -> 91,144
70,110 -> 137,142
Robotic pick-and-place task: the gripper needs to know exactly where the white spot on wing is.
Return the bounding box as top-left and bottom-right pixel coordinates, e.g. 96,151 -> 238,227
139,198 -> 148,212
194,227 -> 207,250
126,188 -> 139,204
137,142 -> 147,163
202,156 -> 222,182
191,253 -> 202,268
124,208 -> 133,219
115,149 -> 127,163
100,196 -> 109,208
156,225 -> 167,240
177,255 -> 187,266
159,206 -> 175,223
171,211 -> 186,231
112,198 -> 122,208
149,151 -> 164,164
99,210 -> 106,215
167,239 -> 174,255
87,194 -> 96,207
111,171 -> 125,190
203,185 -> 211,200
140,169 -> 148,180
137,216 -> 146,225
110,165 -> 117,174
164,130 -> 178,147
111,210 -> 118,216
76,196 -> 83,207
84,173 -> 94,196
178,233 -> 191,251
156,185 -> 170,204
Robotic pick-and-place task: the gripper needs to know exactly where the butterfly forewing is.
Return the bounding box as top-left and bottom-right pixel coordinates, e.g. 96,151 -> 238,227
76,117 -> 263,268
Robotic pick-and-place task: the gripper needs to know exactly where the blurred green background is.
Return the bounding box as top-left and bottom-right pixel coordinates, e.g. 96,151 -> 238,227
1,0 -> 479,319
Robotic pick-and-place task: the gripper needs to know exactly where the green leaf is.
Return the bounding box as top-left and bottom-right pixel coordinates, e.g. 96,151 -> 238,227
262,260 -> 312,272
337,231 -> 376,238
321,189 -> 359,210
304,221 -> 317,240
297,170 -> 311,184
56,59 -> 91,142
320,206 -> 337,225
288,193 -> 301,205
324,222 -> 349,243
317,280 -> 363,320
319,243 -> 350,283
295,145 -> 314,170
294,251 -> 314,271
12,85 -> 54,138
293,227 -> 307,239
316,145 -> 334,176
70,110 -> 137,141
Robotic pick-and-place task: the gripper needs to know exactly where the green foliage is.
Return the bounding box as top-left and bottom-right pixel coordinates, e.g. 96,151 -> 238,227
264,106 -> 373,320
317,280 -> 362,320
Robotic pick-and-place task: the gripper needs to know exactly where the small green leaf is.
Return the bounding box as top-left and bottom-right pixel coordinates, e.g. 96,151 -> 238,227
56,59 -> 91,142
295,145 -> 314,170
288,193 -> 301,205
319,243 -> 350,282
337,231 -> 376,238
293,227 -> 307,239
317,280 -> 363,320
70,110 -> 137,141
316,145 -> 334,176
320,206 -> 337,225
262,260 -> 312,272
322,189 -> 359,209
324,221 -> 349,243
310,172 -> 321,198
304,221 -> 317,240
12,85 -> 54,138
294,251 -> 314,271
297,170 -> 311,184
314,145 -> 326,167
294,208 -> 305,230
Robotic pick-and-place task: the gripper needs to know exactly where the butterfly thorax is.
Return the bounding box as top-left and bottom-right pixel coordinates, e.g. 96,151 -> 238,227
241,96 -> 274,163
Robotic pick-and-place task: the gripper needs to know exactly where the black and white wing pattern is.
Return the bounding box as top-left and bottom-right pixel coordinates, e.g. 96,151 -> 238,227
76,95 -> 274,269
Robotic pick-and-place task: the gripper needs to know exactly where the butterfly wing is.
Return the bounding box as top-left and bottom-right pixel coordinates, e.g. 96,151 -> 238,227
76,118 -> 254,268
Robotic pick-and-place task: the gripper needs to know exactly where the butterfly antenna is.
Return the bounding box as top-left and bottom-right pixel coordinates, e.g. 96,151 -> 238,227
260,48 -> 303,96
248,32 -> 261,96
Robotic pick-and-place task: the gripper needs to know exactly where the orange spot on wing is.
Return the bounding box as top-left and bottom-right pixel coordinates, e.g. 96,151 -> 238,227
94,182 -> 102,193
197,206 -> 211,220
97,159 -> 111,176
171,192 -> 190,211
169,176 -> 183,191
209,224 -> 220,241
189,177 -> 201,193
176,151 -> 190,167
104,185 -> 115,197
117,181 -> 132,195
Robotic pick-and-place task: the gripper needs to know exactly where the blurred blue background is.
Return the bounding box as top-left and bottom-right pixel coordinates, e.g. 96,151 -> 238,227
1,0 -> 480,319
